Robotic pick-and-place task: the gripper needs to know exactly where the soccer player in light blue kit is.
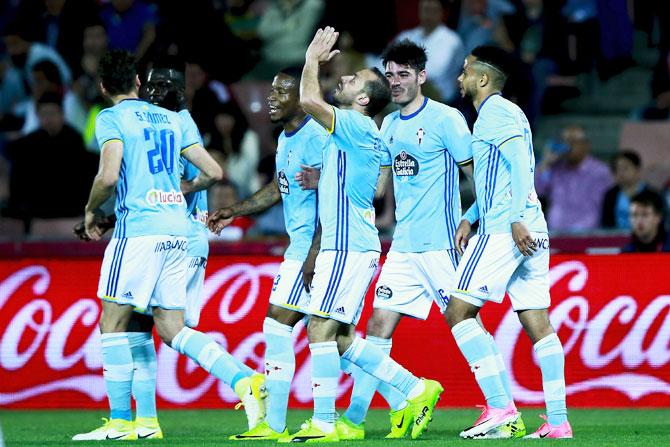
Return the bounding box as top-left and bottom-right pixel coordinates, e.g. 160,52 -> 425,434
334,39 -> 478,440
209,67 -> 328,441
278,27 -> 443,443
73,51 -> 264,441
446,46 -> 572,439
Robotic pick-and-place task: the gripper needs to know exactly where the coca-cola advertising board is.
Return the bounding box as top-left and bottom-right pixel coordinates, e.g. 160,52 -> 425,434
1,254 -> 669,409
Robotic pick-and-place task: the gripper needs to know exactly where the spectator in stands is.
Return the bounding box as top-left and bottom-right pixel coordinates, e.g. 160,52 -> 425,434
100,0 -> 157,61
622,190 -> 670,252
535,125 -> 612,232
602,151 -> 657,230
5,92 -> 96,220
208,179 -> 254,241
224,0 -> 262,45
637,50 -> 670,120
458,0 -> 512,54
17,60 -> 87,136
254,0 -> 324,79
394,0 -> 465,103
1,21 -> 71,119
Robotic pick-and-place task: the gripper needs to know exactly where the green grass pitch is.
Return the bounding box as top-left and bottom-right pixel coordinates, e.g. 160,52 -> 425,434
1,408 -> 668,446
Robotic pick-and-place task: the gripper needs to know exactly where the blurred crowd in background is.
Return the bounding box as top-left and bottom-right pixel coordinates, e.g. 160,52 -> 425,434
0,0 -> 669,252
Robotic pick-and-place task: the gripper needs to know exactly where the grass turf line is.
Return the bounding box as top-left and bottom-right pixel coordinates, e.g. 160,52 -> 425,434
1,408 -> 668,446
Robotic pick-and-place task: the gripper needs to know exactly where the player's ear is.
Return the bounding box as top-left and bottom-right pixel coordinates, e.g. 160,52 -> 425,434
417,69 -> 427,86
99,82 -> 108,97
135,75 -> 141,90
478,72 -> 489,88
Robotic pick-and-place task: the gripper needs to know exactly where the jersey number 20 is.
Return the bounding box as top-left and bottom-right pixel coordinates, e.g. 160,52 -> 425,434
144,128 -> 175,174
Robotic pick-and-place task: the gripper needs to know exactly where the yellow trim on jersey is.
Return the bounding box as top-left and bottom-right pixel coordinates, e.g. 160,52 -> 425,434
452,288 -> 475,295
101,295 -> 118,301
312,310 -> 330,317
327,106 -> 335,134
101,138 -> 122,147
281,303 -> 303,311
498,135 -> 523,148
380,165 -> 391,169
457,158 -> 474,167
180,142 -> 199,154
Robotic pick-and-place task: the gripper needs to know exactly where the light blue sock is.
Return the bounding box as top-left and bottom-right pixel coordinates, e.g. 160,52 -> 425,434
534,333 -> 568,425
341,336 -> 419,397
488,333 -> 514,402
128,332 -> 157,419
171,327 -> 251,390
263,318 -> 295,433
309,341 -> 339,426
101,333 -> 134,421
452,319 -> 509,409
342,336 -> 406,425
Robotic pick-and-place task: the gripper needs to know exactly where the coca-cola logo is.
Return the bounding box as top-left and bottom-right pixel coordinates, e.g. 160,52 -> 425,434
495,260 -> 670,402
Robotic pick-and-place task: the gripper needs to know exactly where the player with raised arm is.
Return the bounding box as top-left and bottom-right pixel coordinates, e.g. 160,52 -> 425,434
445,46 -> 571,439
72,50 -> 265,441
279,27 -> 443,444
208,66 -> 328,441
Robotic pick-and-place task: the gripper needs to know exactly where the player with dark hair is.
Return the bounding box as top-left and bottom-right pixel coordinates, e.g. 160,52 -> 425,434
278,27 -> 442,443
445,46 -> 572,439
208,65 -> 328,441
72,50 -> 265,441
330,38 -> 527,440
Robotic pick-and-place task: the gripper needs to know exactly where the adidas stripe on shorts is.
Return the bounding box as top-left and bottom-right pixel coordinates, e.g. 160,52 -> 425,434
97,235 -> 188,311
373,249 -> 459,319
308,250 -> 379,324
451,232 -> 550,310
269,259 -> 311,314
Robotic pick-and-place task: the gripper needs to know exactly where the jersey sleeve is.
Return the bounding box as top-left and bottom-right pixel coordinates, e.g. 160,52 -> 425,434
379,115 -> 393,168
178,110 -> 202,153
306,131 -> 327,169
332,107 -> 367,142
442,109 -> 472,166
488,103 -> 525,149
95,109 -> 122,148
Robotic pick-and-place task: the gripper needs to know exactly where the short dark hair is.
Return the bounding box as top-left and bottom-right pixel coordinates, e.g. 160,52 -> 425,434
98,50 -> 137,96
471,45 -> 512,89
151,54 -> 186,75
381,39 -> 428,72
36,91 -> 63,108
278,66 -> 303,84
614,150 -> 642,169
362,67 -> 391,117
631,190 -> 665,216
32,60 -> 62,86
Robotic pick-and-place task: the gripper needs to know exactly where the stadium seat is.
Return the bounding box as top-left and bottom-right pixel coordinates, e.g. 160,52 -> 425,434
619,121 -> 670,190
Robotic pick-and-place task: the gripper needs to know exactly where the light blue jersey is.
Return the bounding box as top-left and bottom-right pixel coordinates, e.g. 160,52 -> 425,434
469,94 -> 547,234
319,107 -> 386,252
381,97 -> 472,252
276,116 -> 326,261
95,99 -> 199,238
179,110 -> 209,259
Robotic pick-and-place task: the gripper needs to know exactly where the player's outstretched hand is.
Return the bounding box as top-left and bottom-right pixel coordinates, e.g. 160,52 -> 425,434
208,208 -> 235,235
512,221 -> 537,256
454,219 -> 472,256
306,26 -> 340,64
296,165 -> 321,190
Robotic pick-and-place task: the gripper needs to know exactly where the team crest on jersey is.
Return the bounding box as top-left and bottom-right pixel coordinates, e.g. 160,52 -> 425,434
393,151 -> 419,180
277,170 -> 290,194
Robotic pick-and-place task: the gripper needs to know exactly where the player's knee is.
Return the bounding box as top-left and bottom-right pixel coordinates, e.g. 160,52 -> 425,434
335,333 -> 354,355
366,314 -> 392,339
266,305 -> 302,327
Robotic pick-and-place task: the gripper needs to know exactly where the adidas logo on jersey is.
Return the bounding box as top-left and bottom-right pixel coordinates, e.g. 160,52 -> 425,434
334,306 -> 346,315
478,285 -> 489,294
121,291 -> 134,300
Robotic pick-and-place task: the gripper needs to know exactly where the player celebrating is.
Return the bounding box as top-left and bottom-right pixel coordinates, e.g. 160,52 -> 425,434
73,50 -> 264,441
279,27 -> 443,443
446,46 -> 572,439
334,39 -> 476,439
208,66 -> 328,441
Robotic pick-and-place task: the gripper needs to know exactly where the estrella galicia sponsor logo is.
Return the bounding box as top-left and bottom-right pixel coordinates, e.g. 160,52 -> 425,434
376,285 -> 393,300
277,170 -> 290,194
393,151 -> 419,179
145,189 -> 184,206
154,239 -> 188,252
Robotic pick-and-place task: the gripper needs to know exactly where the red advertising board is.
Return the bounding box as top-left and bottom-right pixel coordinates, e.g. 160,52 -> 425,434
1,254 -> 669,409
